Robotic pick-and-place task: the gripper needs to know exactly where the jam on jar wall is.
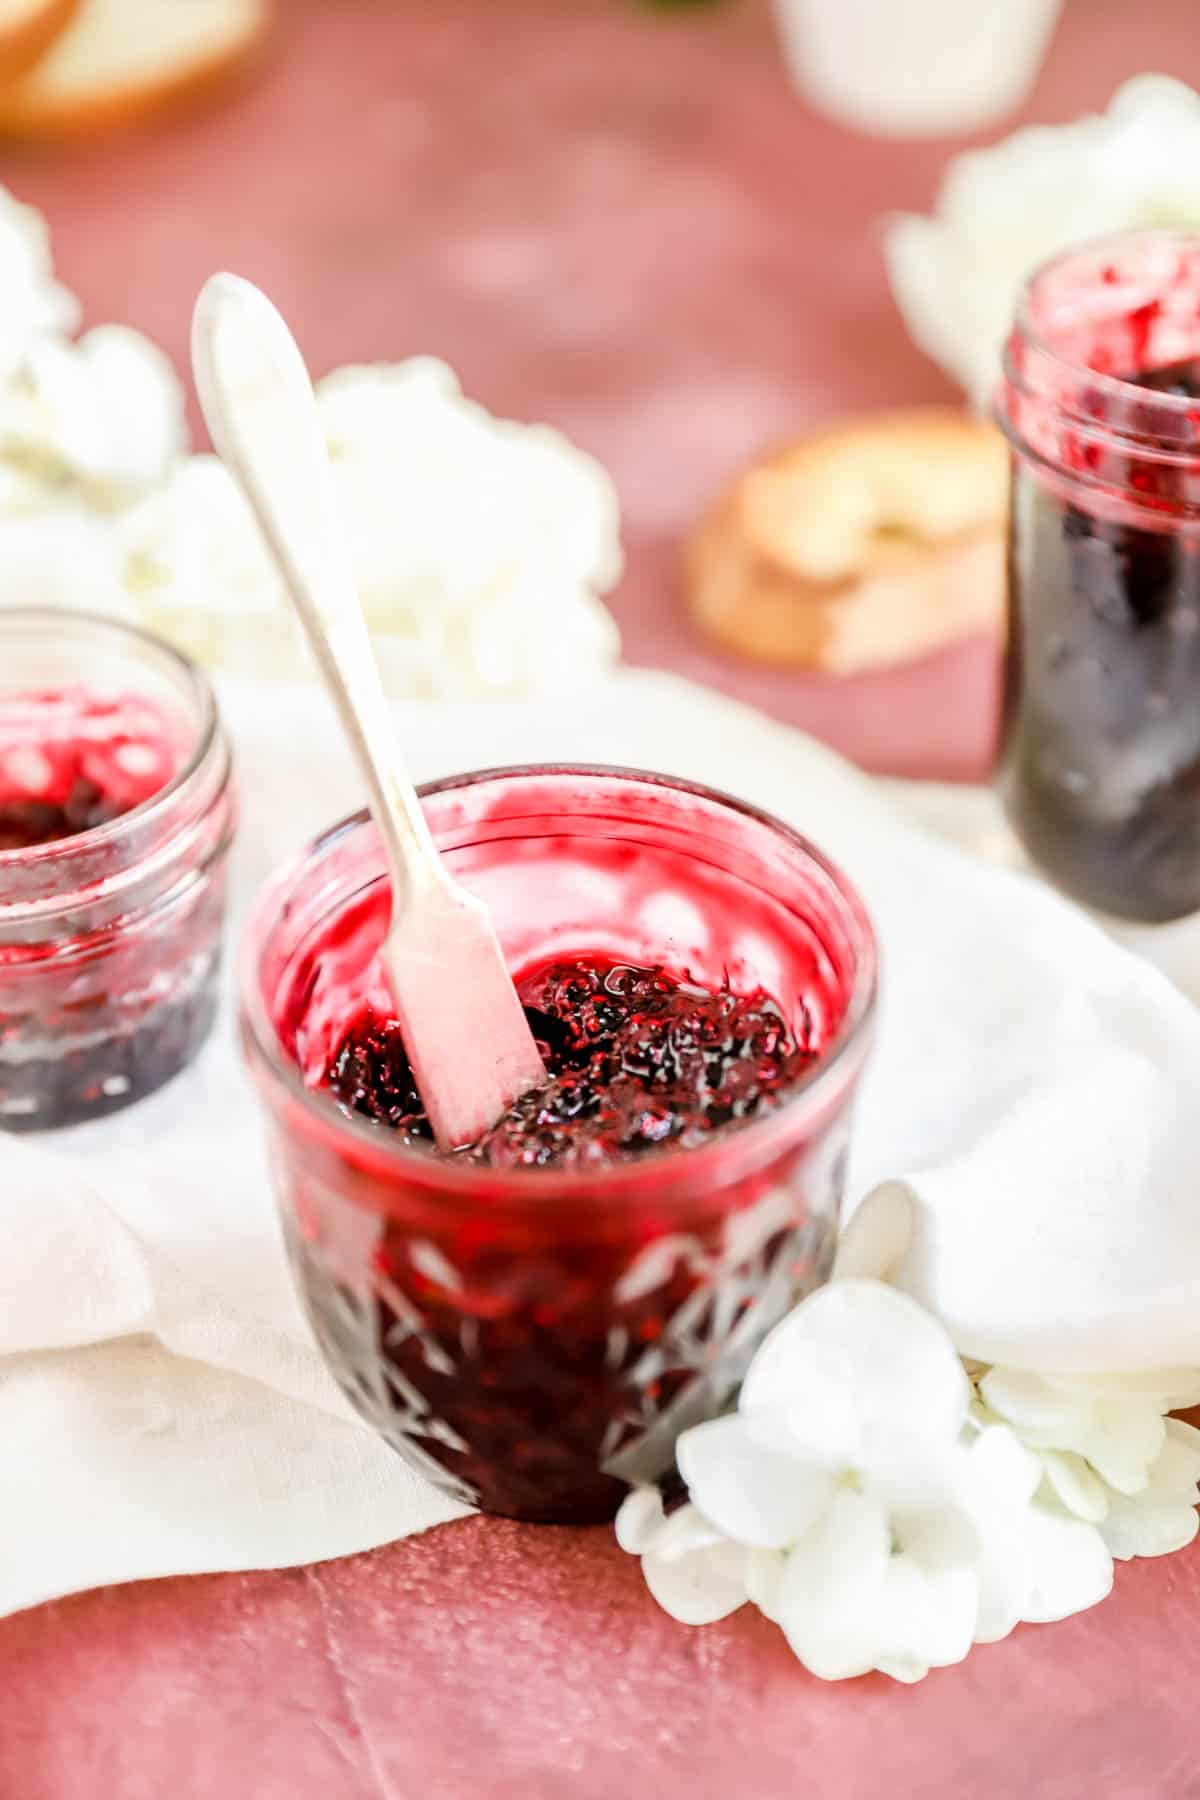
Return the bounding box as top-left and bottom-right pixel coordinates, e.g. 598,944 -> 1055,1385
0,609 -> 235,1131
998,231 -> 1200,923
242,767 -> 877,1524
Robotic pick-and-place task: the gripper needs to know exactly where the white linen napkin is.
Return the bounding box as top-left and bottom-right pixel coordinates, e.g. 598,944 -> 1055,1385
5,666 -> 1200,1619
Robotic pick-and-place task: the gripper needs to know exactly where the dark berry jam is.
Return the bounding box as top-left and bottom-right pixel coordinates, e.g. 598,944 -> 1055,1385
0,687 -> 178,851
292,956 -> 829,1520
327,956 -> 816,1166
1002,358 -> 1200,922
0,681 -> 230,1132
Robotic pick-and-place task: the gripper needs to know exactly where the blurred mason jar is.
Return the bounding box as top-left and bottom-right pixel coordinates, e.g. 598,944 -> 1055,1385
773,0 -> 1063,138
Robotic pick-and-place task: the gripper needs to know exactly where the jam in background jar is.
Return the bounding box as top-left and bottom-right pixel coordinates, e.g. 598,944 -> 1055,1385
998,230 -> 1200,922
241,767 -> 876,1523
0,609 -> 235,1130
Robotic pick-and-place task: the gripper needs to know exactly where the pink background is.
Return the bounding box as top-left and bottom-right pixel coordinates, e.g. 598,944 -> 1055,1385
2,2 -> 1198,1793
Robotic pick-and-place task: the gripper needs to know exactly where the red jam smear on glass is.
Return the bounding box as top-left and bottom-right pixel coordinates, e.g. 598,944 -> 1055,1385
0,686 -> 179,851
327,954 -> 816,1165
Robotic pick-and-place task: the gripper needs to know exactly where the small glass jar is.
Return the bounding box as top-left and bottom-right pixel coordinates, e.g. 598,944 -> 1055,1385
242,765 -> 877,1524
0,608 -> 235,1130
997,229 -> 1200,922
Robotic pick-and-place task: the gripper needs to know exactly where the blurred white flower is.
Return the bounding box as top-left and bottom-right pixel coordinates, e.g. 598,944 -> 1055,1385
0,327 -> 186,506
0,186 -> 620,700
120,362 -> 623,700
318,360 -> 622,697
0,186 -> 186,621
0,510 -> 135,619
0,188 -> 78,379
119,454 -> 303,675
885,75 -> 1200,405
617,1281 -> 1113,1683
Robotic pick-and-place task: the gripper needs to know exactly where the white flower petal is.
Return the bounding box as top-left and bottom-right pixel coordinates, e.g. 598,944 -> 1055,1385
677,1414 -> 836,1550
970,1545 -> 1030,1646
956,1427 -> 1041,1644
651,1504 -> 732,1562
868,1434 -> 980,1540
1039,1451 -> 1110,1524
1102,1420 -> 1200,1559
773,1489 -> 892,1681
888,1494 -> 978,1573
981,1371 -> 1168,1494
0,187 -> 78,379
615,1486 -> 667,1555
968,1422 -> 1042,1509
745,1547 -> 788,1621
875,1554 -> 977,1676
980,1368 -> 1092,1441
742,1280 -> 967,1449
642,1539 -> 750,1626
874,1655 -> 932,1685
1059,1370 -> 1196,1409
1101,1492 -> 1199,1562
1158,1418 -> 1200,1493
1085,1401 -> 1166,1496
1021,1506 -> 1113,1624
742,1377 -> 862,1470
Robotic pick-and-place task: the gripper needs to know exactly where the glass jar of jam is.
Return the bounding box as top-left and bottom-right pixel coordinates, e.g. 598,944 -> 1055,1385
0,608 -> 235,1130
998,229 -> 1200,922
241,766 -> 877,1524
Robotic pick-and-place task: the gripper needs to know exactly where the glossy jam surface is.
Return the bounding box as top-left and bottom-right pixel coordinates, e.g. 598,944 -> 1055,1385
0,687 -> 180,852
327,955 -> 817,1166
1004,356 -> 1200,921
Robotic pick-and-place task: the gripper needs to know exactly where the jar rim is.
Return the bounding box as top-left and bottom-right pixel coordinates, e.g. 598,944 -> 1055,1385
240,762 -> 879,1207
1005,227 -> 1200,426
0,606 -> 221,871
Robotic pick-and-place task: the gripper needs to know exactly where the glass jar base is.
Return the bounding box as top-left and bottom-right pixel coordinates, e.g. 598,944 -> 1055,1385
290,1199 -> 837,1524
0,955 -> 221,1133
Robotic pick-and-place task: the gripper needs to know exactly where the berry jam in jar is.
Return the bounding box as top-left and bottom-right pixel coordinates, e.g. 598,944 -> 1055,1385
0,609 -> 235,1130
242,767 -> 876,1523
998,230 -> 1200,921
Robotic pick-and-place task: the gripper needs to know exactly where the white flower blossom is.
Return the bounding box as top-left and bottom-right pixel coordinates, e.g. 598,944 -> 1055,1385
118,361 -> 623,700
617,1281 -> 1114,1683
0,187 -> 78,379
0,185 -> 620,702
975,1366 -> 1200,1560
0,187 -> 185,617
0,510 -> 135,619
885,74 -> 1200,404
0,327 -> 186,506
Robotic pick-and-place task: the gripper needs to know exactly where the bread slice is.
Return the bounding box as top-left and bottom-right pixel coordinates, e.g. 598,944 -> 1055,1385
686,410 -> 1008,675
0,0 -> 270,139
0,0 -> 78,84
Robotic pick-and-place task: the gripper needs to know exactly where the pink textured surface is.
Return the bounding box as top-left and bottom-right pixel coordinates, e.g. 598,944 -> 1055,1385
4,1518 -> 1200,1799
4,2 -> 1200,1793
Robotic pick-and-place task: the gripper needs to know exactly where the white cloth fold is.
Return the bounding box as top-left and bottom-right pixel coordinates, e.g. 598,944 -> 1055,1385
4,667 -> 1200,1618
